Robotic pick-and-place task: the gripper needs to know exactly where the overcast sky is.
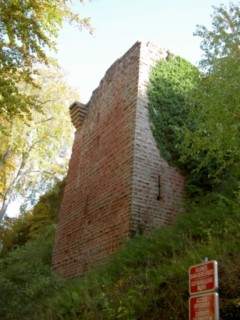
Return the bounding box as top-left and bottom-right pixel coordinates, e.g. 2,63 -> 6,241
55,0 -> 234,103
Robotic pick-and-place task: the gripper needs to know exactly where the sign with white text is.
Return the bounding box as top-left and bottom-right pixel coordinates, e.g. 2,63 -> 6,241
189,261 -> 218,295
189,293 -> 219,320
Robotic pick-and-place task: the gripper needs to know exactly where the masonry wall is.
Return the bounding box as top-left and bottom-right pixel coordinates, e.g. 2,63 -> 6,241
52,43 -> 141,277
131,43 -> 185,234
52,42 -> 185,277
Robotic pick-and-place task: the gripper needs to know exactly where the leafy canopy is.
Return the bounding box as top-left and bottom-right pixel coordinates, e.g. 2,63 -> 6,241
0,0 -> 91,118
149,3 -> 240,194
181,2 -> 240,184
196,2 -> 240,70
0,67 -> 78,223
0,178 -> 65,256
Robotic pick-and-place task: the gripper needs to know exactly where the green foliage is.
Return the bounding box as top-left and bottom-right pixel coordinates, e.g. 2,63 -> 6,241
148,2 -> 240,196
0,185 -> 240,319
0,0 -> 91,119
195,2 -> 240,70
0,225 -> 60,320
0,179 -> 65,255
147,54 -> 216,193
180,2 -> 240,184
0,67 -> 76,222
0,179 -> 66,319
37,192 -> 240,320
148,54 -> 199,165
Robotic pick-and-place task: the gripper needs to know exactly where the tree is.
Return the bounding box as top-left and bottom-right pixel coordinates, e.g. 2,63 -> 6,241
0,179 -> 65,256
0,68 -> 78,222
195,2 -> 240,70
180,2 -> 240,184
0,0 -> 91,119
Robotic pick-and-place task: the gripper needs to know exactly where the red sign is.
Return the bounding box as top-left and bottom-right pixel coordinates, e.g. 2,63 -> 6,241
189,261 -> 218,295
189,293 -> 219,320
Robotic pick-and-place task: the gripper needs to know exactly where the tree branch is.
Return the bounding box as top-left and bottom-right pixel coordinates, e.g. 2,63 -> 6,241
34,117 -> 54,124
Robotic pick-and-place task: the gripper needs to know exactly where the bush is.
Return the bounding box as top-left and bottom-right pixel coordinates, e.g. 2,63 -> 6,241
43,192 -> 240,319
0,225 -> 61,320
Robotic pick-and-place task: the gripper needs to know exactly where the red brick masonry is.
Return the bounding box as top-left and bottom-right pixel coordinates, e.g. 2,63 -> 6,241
52,42 -> 185,277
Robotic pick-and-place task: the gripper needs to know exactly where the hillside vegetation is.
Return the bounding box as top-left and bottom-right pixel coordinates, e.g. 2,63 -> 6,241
0,181 -> 239,319
0,2 -> 240,320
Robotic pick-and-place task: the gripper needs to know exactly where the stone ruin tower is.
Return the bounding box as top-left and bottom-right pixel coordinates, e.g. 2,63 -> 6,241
52,41 -> 185,277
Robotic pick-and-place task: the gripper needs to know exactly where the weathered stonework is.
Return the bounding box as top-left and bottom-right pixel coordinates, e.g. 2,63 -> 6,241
52,41 -> 185,277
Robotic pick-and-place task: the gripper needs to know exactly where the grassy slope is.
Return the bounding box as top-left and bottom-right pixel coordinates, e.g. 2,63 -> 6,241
1,186 -> 240,319
47,192 -> 240,320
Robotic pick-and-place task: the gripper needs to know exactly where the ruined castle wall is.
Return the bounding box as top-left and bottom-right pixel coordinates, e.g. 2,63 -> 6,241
52,41 -> 185,277
52,42 -> 141,277
131,42 -> 185,234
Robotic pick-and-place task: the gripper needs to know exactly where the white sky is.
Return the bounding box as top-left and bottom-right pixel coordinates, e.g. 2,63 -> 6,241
56,0 -> 233,103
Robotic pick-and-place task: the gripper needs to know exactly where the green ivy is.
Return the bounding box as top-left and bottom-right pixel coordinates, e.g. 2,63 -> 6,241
148,54 -> 199,165
147,54 -> 232,194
